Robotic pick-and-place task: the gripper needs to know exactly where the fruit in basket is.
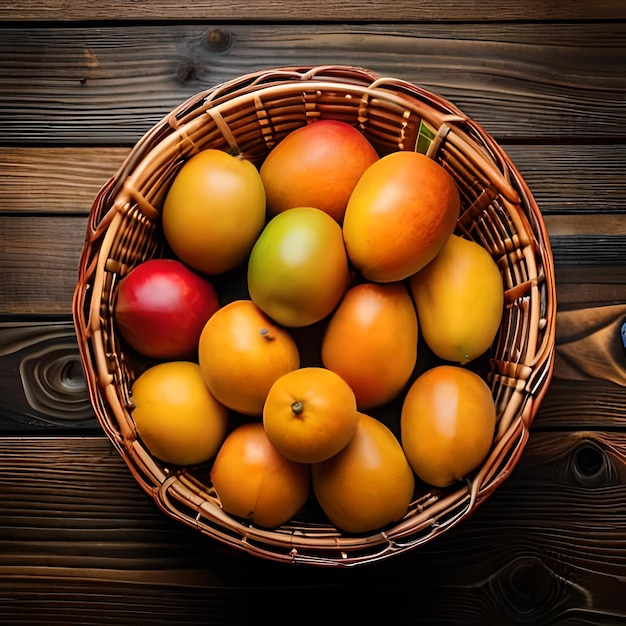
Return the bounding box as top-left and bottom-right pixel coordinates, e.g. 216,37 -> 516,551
409,234 -> 504,364
131,361 -> 228,466
342,151 -> 460,282
259,119 -> 379,222
210,422 -> 310,529
263,367 -> 358,463
114,258 -> 220,360
198,299 -> 300,416
321,281 -> 418,409
400,365 -> 497,488
247,207 -> 351,327
312,412 -> 415,533
162,148 -> 266,275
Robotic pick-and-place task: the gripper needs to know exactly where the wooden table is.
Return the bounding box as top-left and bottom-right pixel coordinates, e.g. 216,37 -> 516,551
1,2 -> 625,623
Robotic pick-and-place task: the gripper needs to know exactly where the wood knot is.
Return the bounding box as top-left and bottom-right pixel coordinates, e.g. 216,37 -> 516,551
571,441 -> 616,488
204,28 -> 233,52
488,556 -> 572,622
19,343 -> 93,424
176,62 -> 199,83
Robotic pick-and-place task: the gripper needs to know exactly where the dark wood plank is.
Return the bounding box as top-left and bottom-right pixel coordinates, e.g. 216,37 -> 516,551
1,217 -> 625,313
1,1 -> 624,22
1,23 -> 625,145
1,312 -> 624,433
0,216 -> 87,315
505,145 -> 626,216
2,145 -> 626,216
1,143 -> 625,315
555,266 -> 626,310
0,320 -> 97,433
0,148 -> 126,214
549,235 -> 626,266
0,433 -> 624,624
537,379 -> 626,430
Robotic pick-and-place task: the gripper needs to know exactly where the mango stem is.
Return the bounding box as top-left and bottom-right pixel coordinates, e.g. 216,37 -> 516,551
259,327 -> 274,341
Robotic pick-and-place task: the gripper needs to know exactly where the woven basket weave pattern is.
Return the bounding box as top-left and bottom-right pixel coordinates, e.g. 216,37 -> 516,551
73,65 -> 556,567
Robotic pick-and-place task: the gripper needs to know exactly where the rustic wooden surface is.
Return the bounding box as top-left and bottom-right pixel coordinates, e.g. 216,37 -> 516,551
1,2 -> 625,623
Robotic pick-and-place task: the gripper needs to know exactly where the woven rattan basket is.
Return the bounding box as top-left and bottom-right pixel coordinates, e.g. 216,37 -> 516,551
73,65 -> 556,567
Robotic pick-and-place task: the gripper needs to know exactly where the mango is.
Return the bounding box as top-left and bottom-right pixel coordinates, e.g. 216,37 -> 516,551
259,120 -> 379,222
409,234 -> 504,364
321,281 -> 418,409
342,151 -> 460,282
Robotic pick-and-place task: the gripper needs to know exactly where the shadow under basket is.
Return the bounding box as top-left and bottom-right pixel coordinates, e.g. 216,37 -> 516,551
72,65 -> 557,567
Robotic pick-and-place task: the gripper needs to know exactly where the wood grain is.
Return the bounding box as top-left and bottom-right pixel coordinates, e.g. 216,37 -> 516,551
0,433 -> 623,624
555,266 -> 626,310
0,143 -> 624,316
2,145 -> 625,216
0,216 -> 87,315
2,215 -> 623,316
0,148 -> 126,214
1,315 -> 624,434
0,320 -> 95,432
1,23 -> 625,145
0,5 -> 625,621
1,1 -> 624,22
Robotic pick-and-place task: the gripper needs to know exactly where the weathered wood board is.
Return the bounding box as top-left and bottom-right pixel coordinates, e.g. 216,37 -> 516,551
0,5 -> 625,623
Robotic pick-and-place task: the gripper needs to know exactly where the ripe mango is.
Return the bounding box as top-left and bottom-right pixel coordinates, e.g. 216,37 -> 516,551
409,234 -> 504,364
259,119 -> 379,222
312,412 -> 415,533
342,151 -> 460,282
321,281 -> 418,410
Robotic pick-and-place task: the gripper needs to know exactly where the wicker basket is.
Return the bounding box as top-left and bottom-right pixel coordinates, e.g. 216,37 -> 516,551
73,65 -> 556,567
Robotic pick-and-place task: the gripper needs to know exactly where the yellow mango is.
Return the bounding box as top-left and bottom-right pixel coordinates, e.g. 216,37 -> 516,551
408,234 -> 504,364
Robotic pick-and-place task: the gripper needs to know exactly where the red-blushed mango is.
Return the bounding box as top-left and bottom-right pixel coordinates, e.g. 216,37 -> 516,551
342,151 -> 460,282
114,258 -> 220,361
321,281 -> 418,410
260,120 -> 379,223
